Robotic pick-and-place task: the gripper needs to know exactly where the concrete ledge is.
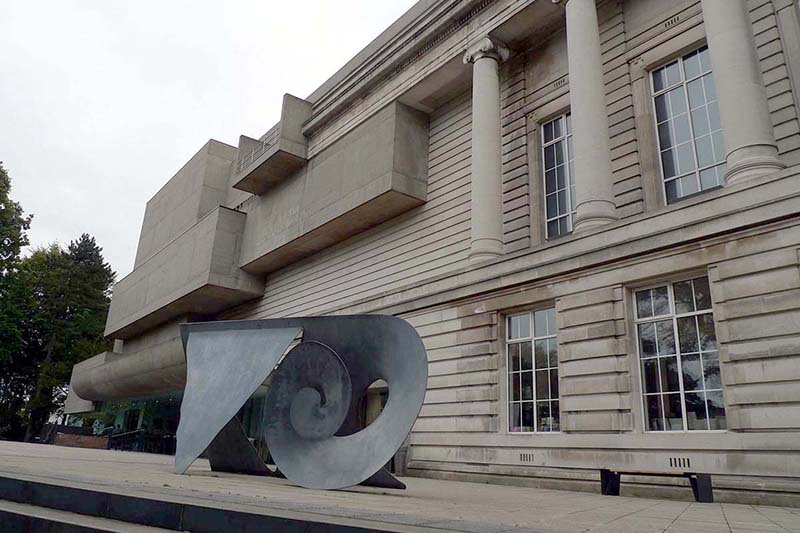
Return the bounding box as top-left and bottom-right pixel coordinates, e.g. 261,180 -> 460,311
105,206 -> 265,339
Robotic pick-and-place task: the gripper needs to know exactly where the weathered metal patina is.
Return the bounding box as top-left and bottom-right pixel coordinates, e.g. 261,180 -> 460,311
175,315 -> 428,490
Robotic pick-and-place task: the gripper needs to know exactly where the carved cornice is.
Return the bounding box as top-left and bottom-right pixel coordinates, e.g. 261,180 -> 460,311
462,36 -> 511,64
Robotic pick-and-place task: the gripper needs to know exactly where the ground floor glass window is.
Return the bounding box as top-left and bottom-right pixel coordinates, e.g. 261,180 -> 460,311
634,276 -> 726,431
507,308 -> 559,432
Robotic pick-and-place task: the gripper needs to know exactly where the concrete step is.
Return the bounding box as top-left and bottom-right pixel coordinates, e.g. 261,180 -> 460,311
0,499 -> 172,532
0,474 -> 408,532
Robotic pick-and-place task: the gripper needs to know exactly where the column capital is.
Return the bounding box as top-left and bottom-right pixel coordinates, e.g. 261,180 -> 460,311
463,37 -> 509,65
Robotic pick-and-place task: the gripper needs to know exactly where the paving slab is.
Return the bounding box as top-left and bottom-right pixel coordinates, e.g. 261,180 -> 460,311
0,442 -> 797,532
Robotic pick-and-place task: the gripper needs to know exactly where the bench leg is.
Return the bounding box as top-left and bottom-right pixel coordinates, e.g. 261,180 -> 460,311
600,469 -> 620,496
689,474 -> 714,503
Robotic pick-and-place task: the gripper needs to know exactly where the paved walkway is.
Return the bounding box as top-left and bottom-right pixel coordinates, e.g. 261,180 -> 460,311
0,442 -> 797,532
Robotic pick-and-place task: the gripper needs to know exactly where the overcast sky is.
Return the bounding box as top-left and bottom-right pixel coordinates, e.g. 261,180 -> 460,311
0,0 -> 415,279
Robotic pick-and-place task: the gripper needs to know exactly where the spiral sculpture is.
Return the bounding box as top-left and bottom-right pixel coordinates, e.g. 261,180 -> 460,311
174,316 -> 428,490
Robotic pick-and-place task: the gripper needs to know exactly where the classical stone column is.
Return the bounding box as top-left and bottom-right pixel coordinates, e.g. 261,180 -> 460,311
562,0 -> 618,231
463,37 -> 509,263
700,0 -> 785,183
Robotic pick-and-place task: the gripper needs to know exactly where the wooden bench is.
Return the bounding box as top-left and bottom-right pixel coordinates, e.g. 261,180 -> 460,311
600,469 -> 714,503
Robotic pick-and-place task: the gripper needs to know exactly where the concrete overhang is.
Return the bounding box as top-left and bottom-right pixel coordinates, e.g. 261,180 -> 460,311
233,94 -> 312,195
104,206 -> 264,340
238,101 -> 430,275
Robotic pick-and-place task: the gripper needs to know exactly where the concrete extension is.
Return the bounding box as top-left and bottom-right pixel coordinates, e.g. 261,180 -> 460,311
1,442 -> 799,532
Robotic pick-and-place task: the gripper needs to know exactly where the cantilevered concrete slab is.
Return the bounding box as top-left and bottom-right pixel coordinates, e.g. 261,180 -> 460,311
105,206 -> 264,339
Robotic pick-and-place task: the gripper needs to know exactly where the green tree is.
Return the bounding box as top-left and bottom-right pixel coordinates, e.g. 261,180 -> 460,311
0,163 -> 33,439
22,236 -> 115,440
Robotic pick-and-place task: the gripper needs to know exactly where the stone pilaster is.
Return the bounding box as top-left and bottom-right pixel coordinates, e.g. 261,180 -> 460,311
463,37 -> 509,263
700,0 -> 786,183
560,0 -> 619,232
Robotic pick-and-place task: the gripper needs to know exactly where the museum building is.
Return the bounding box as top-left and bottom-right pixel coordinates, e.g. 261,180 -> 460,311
66,0 -> 800,502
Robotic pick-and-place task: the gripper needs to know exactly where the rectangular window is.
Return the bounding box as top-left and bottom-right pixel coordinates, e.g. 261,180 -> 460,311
541,113 -> 576,239
651,46 -> 726,204
507,308 -> 559,432
634,276 -> 726,432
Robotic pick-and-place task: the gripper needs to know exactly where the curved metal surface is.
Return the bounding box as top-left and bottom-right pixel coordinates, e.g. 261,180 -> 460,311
176,315 -> 428,490
174,325 -> 301,474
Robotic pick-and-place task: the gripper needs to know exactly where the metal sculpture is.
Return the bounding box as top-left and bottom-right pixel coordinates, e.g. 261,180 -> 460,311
174,315 -> 428,490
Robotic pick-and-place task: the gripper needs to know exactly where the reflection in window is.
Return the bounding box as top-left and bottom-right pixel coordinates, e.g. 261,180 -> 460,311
541,113 -> 576,238
507,308 -> 559,432
635,277 -> 726,431
651,47 -> 726,203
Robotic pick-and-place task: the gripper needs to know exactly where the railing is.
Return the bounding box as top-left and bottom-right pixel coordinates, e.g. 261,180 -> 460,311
236,126 -> 281,173
107,429 -> 176,455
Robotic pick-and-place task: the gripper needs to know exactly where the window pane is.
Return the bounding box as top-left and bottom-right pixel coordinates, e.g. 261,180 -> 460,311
693,277 -> 712,310
646,396 -> 664,431
642,359 -> 661,393
700,166 -> 721,190
665,61 -> 681,87
655,94 -> 669,122
547,220 -> 559,238
636,289 -> 653,318
544,121 -> 554,143
566,114 -> 572,133
551,401 -> 560,431
703,73 -> 717,100
685,392 -> 708,430
698,47 -> 712,72
663,393 -> 684,430
536,401 -> 552,431
653,68 -> 667,92
545,169 -> 557,193
697,314 -> 717,351
555,140 -> 565,165
510,372 -> 520,401
553,117 -> 563,139
534,339 -> 548,369
712,131 -> 726,162
544,145 -> 555,168
521,402 -> 535,431
660,356 -> 681,392
638,322 -> 657,357
673,114 -> 691,144
679,175 -> 700,197
509,343 -> 521,371
548,337 -> 559,367
684,52 -> 702,80
510,314 -> 530,339
702,352 -> 722,390
678,316 -> 700,353
514,342 -> 530,373
691,108 -> 710,137
669,86 -> 687,115
522,371 -> 534,401
656,319 -> 676,355
658,121 -> 674,149
661,149 -> 677,179
550,369 -> 559,399
509,402 -> 521,431
535,370 -> 549,400
708,100 -> 721,131
696,135 -> 715,167
677,143 -> 696,174
681,353 -> 703,391
653,287 -> 670,315
556,165 -> 567,189
706,390 -> 727,429
674,280 -> 695,314
665,179 -> 680,203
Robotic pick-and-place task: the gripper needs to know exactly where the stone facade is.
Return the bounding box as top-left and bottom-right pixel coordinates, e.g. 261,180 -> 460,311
68,0 -> 800,503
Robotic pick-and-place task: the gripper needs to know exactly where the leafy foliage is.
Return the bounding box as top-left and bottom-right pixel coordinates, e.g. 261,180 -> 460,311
0,164 -> 115,440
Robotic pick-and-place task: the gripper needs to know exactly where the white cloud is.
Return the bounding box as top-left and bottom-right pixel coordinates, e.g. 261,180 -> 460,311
0,0 -> 415,277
